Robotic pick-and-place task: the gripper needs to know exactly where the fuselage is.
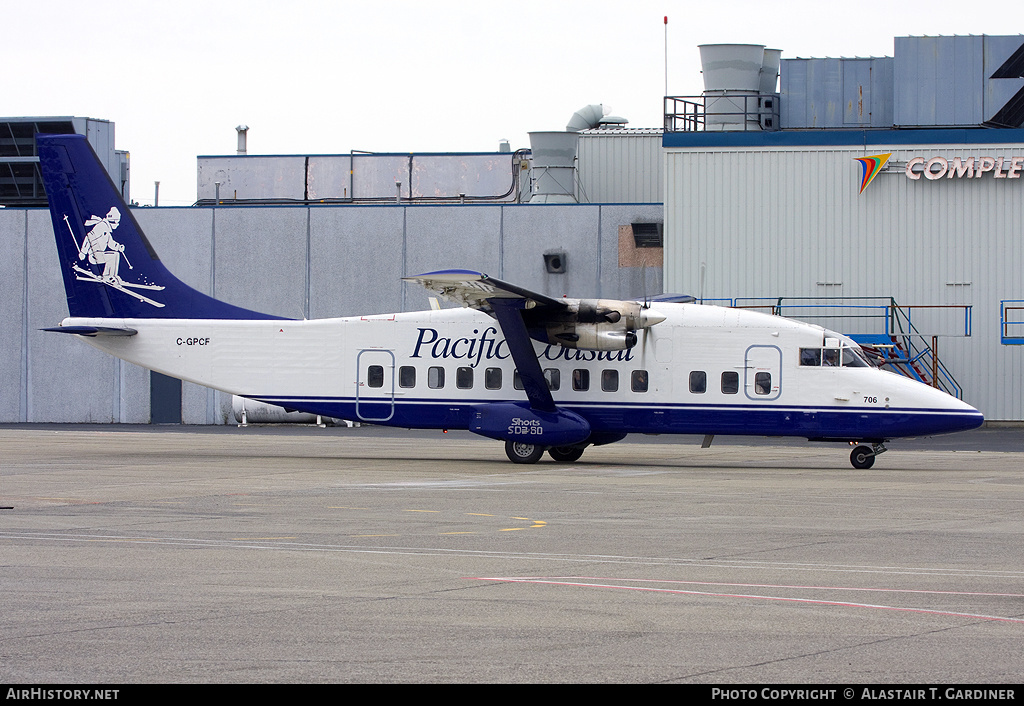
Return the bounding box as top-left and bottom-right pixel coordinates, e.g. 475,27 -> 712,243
64,303 -> 983,442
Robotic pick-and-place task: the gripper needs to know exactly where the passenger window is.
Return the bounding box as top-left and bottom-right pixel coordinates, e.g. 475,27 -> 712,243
572,369 -> 590,391
513,370 -> 524,390
721,371 -> 739,394
544,368 -> 560,391
485,367 -> 502,390
601,369 -> 619,392
428,366 -> 445,389
631,370 -> 649,393
800,348 -> 821,366
367,365 -> 384,388
689,371 -> 706,394
456,367 -> 473,389
399,366 -> 416,388
754,372 -> 772,395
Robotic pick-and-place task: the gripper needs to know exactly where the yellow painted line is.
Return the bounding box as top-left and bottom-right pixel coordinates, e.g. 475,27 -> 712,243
512,516 -> 531,520
404,509 -> 441,513
37,497 -> 99,503
466,513 -> 494,517
500,527 -> 527,532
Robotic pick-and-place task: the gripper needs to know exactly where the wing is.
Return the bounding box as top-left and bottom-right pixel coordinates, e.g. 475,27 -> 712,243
403,269 -> 568,314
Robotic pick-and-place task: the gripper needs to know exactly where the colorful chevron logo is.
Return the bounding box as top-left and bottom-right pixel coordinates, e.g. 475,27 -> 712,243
854,153 -> 892,194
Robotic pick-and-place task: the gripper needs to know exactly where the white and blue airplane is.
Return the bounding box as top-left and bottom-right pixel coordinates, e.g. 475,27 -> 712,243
37,134 -> 984,468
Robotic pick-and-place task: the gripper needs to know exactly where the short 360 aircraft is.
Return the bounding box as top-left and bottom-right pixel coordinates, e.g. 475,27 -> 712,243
37,134 -> 984,468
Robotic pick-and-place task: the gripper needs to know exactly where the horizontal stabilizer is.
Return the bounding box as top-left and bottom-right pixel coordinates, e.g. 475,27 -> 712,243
41,325 -> 138,337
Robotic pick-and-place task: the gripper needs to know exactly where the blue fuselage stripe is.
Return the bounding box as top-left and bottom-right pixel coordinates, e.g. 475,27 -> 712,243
252,395 -> 983,440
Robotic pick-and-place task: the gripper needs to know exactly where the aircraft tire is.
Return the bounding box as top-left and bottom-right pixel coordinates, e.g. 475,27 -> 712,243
505,441 -> 544,464
850,445 -> 875,469
548,446 -> 585,463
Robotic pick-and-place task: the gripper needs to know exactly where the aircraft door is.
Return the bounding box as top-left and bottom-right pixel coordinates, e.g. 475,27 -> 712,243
744,345 -> 782,401
356,349 -> 396,422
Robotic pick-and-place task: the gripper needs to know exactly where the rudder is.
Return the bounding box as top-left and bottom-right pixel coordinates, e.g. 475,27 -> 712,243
37,134 -> 282,320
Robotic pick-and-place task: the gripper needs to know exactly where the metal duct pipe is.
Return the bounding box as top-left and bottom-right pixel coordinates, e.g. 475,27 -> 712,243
236,125 -> 249,155
566,104 -> 629,132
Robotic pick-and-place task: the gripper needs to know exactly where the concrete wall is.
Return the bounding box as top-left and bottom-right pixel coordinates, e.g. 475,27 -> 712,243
2,202 -> 662,424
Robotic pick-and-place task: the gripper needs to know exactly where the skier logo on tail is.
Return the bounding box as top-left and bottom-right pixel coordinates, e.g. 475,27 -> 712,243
79,207 -> 125,282
65,207 -> 166,308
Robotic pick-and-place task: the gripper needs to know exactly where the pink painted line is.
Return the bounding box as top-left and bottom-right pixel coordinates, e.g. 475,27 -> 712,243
468,577 -> 1024,624
500,575 -> 1024,599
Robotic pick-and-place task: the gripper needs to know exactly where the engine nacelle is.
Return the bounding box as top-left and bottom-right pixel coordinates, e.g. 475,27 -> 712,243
528,298 -> 665,350
545,323 -> 638,350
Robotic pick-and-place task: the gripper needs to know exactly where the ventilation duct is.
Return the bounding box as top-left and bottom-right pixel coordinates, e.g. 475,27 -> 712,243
527,131 -> 579,203
566,104 -> 629,132
699,44 -> 765,131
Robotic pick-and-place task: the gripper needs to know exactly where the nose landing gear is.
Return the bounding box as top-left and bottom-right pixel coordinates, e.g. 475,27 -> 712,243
850,442 -> 888,469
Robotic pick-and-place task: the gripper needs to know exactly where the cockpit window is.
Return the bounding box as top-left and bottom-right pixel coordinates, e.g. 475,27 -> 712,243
800,348 -> 821,366
800,345 -> 871,368
842,346 -> 870,367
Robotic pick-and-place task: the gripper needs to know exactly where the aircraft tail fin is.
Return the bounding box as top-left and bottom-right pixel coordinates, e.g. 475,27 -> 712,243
36,134 -> 282,320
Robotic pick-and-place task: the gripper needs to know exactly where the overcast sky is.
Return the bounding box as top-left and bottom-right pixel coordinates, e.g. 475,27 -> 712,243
7,0 -> 1023,205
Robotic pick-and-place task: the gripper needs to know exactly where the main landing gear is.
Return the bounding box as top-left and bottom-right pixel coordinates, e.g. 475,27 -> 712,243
504,441 -> 586,464
849,442 -> 888,469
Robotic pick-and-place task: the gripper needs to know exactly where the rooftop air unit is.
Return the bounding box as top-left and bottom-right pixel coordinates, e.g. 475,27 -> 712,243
527,131 -> 579,203
699,44 -> 766,131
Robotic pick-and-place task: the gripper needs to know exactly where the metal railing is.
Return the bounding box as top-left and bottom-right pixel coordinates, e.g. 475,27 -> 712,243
1001,300 -> 1024,344
699,296 -> 970,398
664,94 -> 780,133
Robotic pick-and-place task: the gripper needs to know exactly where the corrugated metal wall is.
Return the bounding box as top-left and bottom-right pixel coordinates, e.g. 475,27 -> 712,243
782,58 -> 893,129
576,130 -> 662,203
197,153 -> 520,202
894,35 -> 1024,128
664,141 -> 1024,420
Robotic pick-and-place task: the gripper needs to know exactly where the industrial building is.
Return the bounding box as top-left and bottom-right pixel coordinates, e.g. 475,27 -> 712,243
1,117 -> 129,206
2,34 -> 1022,424
664,36 -> 1024,421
